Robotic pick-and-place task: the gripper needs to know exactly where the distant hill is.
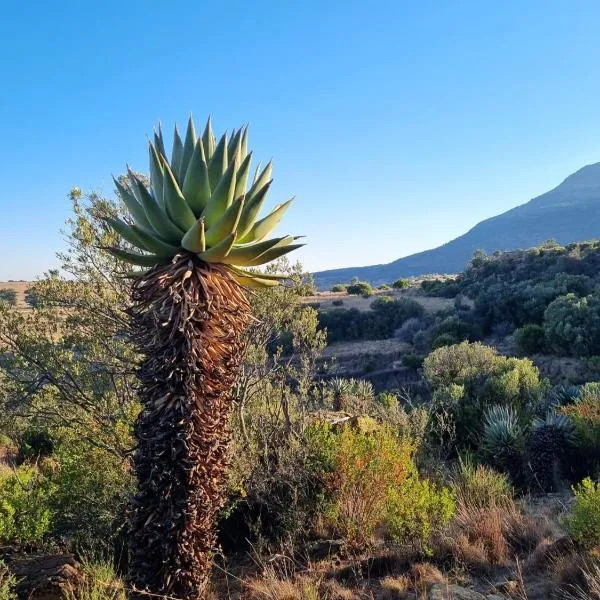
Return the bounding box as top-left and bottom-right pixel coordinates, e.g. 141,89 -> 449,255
313,163 -> 600,289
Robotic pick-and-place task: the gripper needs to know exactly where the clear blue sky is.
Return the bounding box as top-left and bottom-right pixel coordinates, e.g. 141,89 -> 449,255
2,1 -> 600,280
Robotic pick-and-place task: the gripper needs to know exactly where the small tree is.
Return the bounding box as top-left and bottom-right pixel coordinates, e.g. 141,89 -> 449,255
0,290 -> 16,306
392,279 -> 410,290
347,280 -> 373,296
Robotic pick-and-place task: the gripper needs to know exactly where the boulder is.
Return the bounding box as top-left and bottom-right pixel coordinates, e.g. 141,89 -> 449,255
5,554 -> 82,600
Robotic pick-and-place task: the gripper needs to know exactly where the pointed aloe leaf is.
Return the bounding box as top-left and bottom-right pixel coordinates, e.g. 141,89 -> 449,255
182,139 -> 211,216
171,125 -> 184,184
104,216 -> 149,252
149,143 -> 165,208
219,236 -> 293,265
104,247 -> 170,267
180,116 -> 197,182
207,133 -> 228,192
154,124 -> 166,158
230,266 -> 288,281
236,180 -> 272,239
197,232 -> 236,263
238,198 -> 293,244
228,129 -> 242,169
247,161 -> 272,202
113,176 -> 153,232
181,218 -> 206,253
202,159 -> 237,228
205,196 -> 245,247
231,273 -> 281,288
233,152 -> 253,204
130,174 -> 184,244
163,162 -> 197,231
130,224 -> 180,256
241,125 -> 248,159
201,116 -> 216,161
243,243 -> 305,267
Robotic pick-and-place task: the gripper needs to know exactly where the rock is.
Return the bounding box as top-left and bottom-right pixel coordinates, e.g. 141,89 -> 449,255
306,539 -> 343,561
5,554 -> 82,600
428,584 -> 486,600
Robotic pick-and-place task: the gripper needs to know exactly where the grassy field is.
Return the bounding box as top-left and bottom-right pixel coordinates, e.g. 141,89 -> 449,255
0,281 -> 31,308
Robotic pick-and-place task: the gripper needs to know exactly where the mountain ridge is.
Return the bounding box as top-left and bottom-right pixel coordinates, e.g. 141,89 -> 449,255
313,162 -> 600,289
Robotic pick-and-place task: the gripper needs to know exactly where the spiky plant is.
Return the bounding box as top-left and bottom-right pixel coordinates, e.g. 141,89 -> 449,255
103,117 -> 302,598
481,405 -> 525,481
329,377 -> 353,411
527,412 -> 574,492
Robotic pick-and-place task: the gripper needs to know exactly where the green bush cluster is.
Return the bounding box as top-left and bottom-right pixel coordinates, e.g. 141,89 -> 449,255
346,280 -> 373,297
0,465 -> 55,544
424,342 -> 545,453
311,424 -> 454,550
0,290 -> 17,306
319,296 -> 424,342
392,279 -> 410,290
564,477 -> 600,549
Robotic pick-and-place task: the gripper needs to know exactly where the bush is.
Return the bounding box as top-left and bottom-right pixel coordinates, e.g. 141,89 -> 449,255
0,465 -> 55,544
514,324 -> 546,355
332,299 -> 343,307
561,383 -> 600,478
0,562 -> 16,600
347,281 -> 373,296
0,290 -> 17,306
395,317 -> 425,343
451,457 -> 513,510
50,438 -> 134,552
18,427 -> 55,462
544,293 -> 600,356
402,354 -> 424,370
331,284 -> 347,293
315,425 -> 454,549
424,342 -> 545,454
564,478 -> 600,549
319,297 -> 424,342
392,279 -> 410,290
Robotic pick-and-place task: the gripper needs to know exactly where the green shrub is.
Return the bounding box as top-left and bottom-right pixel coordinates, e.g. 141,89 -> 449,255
402,354 -> 424,370
564,478 -> 600,549
378,283 -> 392,290
431,333 -> 459,349
385,476 -> 455,552
50,438 -> 134,552
514,324 -> 546,355
331,284 -> 347,293
347,281 -> 373,296
424,342 -> 545,453
375,392 -> 399,411
64,560 -> 126,600
332,299 -> 343,307
0,290 -> 17,306
561,383 -> 600,478
18,427 -> 55,462
451,457 -> 513,510
0,465 -> 55,544
544,293 -> 600,356
315,425 -> 454,549
318,297 -> 424,342
392,279 -> 410,290
0,562 -> 16,600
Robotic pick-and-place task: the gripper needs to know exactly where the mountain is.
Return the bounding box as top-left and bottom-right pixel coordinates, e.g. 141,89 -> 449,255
313,162 -> 600,289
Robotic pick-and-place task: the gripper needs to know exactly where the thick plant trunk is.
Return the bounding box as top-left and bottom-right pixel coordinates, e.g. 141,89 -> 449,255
127,256 -> 251,598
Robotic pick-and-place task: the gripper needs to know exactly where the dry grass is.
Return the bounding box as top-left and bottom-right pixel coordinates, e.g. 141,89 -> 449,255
445,502 -> 549,573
